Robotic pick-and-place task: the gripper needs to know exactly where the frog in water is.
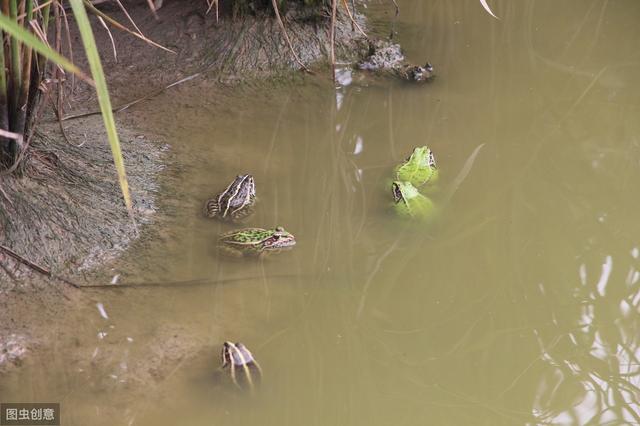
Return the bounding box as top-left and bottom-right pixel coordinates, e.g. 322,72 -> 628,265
358,39 -> 434,83
204,174 -> 256,222
395,146 -> 439,187
392,181 -> 435,221
218,226 -> 296,258
220,341 -> 262,393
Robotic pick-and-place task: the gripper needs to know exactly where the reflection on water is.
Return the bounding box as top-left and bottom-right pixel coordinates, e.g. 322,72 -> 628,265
533,250 -> 640,424
3,0 -> 640,425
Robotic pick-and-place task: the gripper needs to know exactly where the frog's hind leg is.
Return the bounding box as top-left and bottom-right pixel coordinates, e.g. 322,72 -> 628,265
204,198 -> 220,218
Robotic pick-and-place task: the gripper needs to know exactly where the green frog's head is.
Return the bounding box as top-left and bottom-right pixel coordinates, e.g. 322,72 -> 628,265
395,146 -> 438,187
262,226 -> 296,251
408,146 -> 435,168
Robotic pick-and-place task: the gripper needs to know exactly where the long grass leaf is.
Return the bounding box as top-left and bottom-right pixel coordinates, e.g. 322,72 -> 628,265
68,0 -> 134,219
443,143 -> 485,205
0,11 -> 92,83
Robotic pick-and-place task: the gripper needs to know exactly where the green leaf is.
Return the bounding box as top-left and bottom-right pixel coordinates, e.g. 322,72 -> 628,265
68,0 -> 134,218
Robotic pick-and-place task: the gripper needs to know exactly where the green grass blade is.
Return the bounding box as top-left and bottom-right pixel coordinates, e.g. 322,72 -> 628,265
68,0 -> 134,218
0,11 -> 92,84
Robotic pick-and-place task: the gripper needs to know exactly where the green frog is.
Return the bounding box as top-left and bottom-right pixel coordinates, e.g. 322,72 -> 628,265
204,174 -> 256,222
220,341 -> 263,392
392,180 -> 435,221
395,146 -> 438,187
218,226 -> 296,258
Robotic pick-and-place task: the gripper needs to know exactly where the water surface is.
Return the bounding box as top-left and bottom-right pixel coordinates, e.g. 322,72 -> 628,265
3,1 -> 640,424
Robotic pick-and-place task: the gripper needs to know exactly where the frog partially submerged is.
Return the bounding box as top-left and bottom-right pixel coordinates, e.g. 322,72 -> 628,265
392,180 -> 435,221
205,174 -> 256,222
220,341 -> 262,393
358,39 -> 434,83
218,226 -> 296,258
395,146 -> 438,187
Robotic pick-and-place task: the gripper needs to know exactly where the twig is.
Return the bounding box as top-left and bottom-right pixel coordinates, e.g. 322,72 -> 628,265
78,273 -> 300,289
0,128 -> 24,143
330,0 -> 338,81
270,0 -> 312,73
62,72 -> 203,121
98,16 -> 117,62
0,130 -> 26,177
389,0 -> 399,39
82,0 -> 175,54
144,0 -> 160,20
17,0 -> 53,20
115,0 -> 147,36
205,0 -> 219,22
390,0 -> 400,15
52,3 -> 74,147
59,3 -> 76,92
341,0 -> 367,39
0,244 -> 80,289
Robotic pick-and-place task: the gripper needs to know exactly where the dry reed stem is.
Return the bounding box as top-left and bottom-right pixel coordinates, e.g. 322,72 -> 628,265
330,0 -> 337,81
82,0 -> 175,54
0,244 -> 80,288
114,0 -> 146,37
58,3 -> 75,91
341,0 -> 367,39
270,0 -> 311,73
205,0 -> 219,22
63,72 -> 202,120
144,0 -> 159,19
17,0 -> 52,20
97,16 -> 117,62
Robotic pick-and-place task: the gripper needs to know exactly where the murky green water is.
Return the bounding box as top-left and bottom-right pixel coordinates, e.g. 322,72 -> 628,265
4,0 -> 640,424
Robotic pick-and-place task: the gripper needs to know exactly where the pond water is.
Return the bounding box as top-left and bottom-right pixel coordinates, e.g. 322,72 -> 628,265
3,0 -> 640,424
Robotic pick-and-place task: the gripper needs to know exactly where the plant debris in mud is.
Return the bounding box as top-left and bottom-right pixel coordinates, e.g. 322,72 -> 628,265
0,119 -> 164,286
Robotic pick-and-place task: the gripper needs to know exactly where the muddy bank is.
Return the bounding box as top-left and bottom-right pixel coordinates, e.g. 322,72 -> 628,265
0,0 -> 370,284
0,119 -> 165,375
0,0 -> 370,380
0,121 -> 164,279
69,0 -> 369,109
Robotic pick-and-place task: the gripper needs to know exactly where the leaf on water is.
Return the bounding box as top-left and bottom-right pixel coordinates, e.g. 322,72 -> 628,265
479,0 -> 500,19
443,143 -> 485,205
